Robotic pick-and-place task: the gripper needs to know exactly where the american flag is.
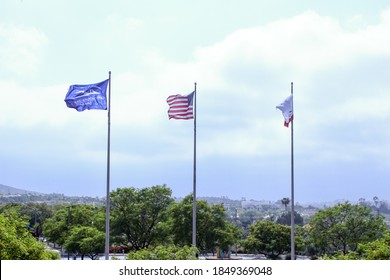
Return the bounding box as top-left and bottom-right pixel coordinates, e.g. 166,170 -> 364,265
166,91 -> 194,120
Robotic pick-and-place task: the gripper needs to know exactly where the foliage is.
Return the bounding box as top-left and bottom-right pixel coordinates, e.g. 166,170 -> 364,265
356,232 -> 390,260
327,231 -> 390,260
0,202 -> 53,237
168,195 -> 241,254
281,197 -> 290,211
323,251 -> 360,260
308,202 -> 387,256
43,204 -> 104,247
294,225 -> 311,256
244,220 -> 288,259
63,226 -> 105,260
276,211 -> 304,226
42,250 -> 61,260
126,245 -> 199,260
5,187 -> 390,260
243,220 -> 304,259
110,185 -> 174,250
238,210 -> 262,232
0,210 -> 59,260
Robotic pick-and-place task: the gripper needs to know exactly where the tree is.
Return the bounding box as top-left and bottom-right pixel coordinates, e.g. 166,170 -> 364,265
43,204 -> 104,247
0,210 -> 59,260
238,210 -> 262,232
22,202 -> 53,237
355,231 -> 390,260
308,202 -> 387,256
244,220 -> 291,259
63,226 -> 105,260
276,211 -> 304,226
281,197 -> 290,212
126,245 -> 199,260
0,202 -> 53,238
324,231 -> 390,260
110,185 -> 174,250
168,195 -> 241,255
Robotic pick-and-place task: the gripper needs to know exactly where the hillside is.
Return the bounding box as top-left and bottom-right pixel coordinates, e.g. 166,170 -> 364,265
0,184 -> 42,195
0,184 -> 104,206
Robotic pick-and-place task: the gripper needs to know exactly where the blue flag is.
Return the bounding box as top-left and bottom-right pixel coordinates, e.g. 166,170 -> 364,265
65,79 -> 109,112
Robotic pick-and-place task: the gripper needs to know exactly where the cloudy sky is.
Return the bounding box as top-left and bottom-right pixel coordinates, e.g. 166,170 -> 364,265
1,0 -> 390,204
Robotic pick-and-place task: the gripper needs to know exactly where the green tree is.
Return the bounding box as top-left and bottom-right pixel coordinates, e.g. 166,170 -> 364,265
276,211 -> 304,226
126,245 -> 199,260
355,231 -> 390,260
0,210 -> 59,260
281,197 -> 290,212
238,210 -> 262,232
244,220 -> 293,259
168,195 -> 241,255
20,202 -> 53,237
43,204 -> 104,247
110,185 -> 174,250
63,226 -> 105,260
308,202 -> 387,256
0,202 -> 53,238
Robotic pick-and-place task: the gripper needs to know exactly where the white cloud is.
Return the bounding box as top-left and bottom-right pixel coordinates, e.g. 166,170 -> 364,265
0,24 -> 48,77
3,9 -> 390,163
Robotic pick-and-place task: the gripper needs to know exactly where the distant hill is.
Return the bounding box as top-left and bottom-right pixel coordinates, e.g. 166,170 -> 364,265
0,184 -> 42,195
0,184 -> 104,206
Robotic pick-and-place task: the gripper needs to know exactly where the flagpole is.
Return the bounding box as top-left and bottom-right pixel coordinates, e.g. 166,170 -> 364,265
290,81 -> 295,260
105,71 -> 111,260
192,82 -> 197,250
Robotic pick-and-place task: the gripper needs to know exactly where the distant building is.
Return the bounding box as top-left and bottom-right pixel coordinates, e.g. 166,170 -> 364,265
241,200 -> 272,211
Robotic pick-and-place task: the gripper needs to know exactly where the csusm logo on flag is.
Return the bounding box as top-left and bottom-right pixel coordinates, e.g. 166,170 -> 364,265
65,79 -> 109,112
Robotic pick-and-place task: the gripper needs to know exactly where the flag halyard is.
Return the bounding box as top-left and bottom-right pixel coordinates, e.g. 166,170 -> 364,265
167,92 -> 194,120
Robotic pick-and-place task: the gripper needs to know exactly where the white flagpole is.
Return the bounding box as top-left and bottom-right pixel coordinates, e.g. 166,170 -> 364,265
290,82 -> 295,260
104,71 -> 111,260
192,82 -> 197,250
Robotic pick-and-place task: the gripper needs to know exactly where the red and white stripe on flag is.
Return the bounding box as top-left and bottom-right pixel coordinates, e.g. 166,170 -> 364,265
167,92 -> 194,120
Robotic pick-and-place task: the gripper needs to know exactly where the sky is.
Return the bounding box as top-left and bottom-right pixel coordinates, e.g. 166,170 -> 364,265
1,0 -> 390,204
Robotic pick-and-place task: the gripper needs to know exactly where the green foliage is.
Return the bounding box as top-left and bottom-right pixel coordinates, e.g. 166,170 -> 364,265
168,195 -> 241,254
110,185 -> 174,250
0,202 -> 53,237
0,210 -> 59,260
356,232 -> 390,260
238,210 -> 262,231
323,251 -> 360,260
328,231 -> 390,260
323,233 -> 390,260
168,195 -> 193,246
281,197 -> 290,211
43,204 -> 104,247
243,220 -> 305,259
64,226 -> 105,259
126,245 -> 199,260
276,211 -> 304,226
244,220 -> 290,259
42,250 -> 61,260
5,187 -> 390,260
308,202 -> 387,257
